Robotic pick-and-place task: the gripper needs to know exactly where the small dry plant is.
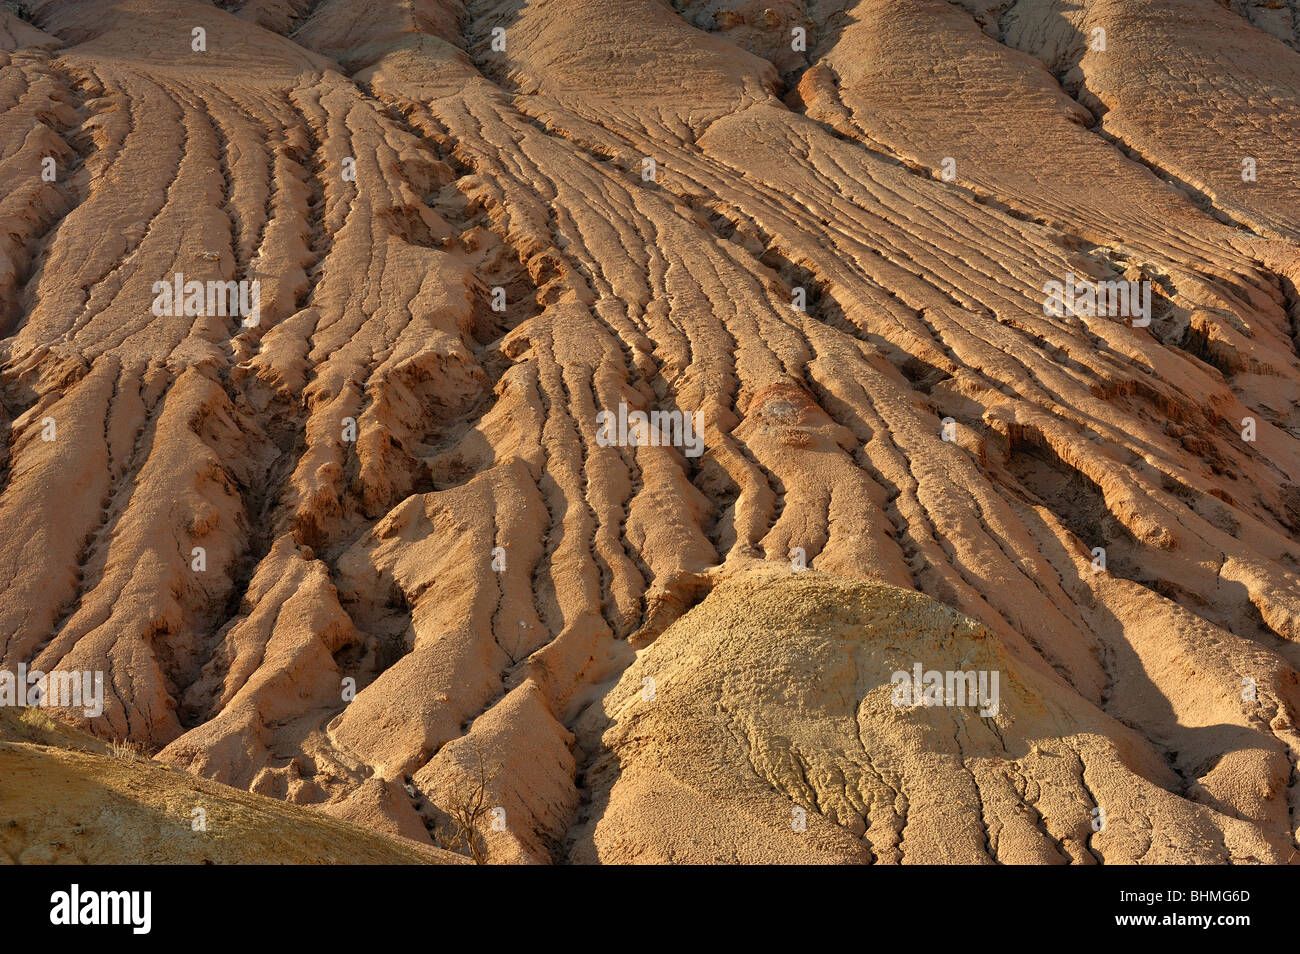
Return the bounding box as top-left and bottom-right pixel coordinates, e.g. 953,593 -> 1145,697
433,742 -> 500,865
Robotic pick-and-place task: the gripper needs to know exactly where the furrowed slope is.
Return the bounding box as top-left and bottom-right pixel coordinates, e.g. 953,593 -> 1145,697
1,0 -> 1298,863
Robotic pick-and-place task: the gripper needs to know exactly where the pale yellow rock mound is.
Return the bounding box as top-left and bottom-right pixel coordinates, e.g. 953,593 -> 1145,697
570,569 -> 1289,864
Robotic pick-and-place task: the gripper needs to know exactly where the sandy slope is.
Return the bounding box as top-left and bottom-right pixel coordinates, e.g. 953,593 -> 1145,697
1,0 -> 1299,863
0,709 -> 464,863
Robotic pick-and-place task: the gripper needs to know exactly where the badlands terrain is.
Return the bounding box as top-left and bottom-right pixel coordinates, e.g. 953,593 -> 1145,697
1,0 -> 1300,864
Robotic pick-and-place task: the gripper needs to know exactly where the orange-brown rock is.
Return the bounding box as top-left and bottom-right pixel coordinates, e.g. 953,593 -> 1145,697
2,0 -> 1300,864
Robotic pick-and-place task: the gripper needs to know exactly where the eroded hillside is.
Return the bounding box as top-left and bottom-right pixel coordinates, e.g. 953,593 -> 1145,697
2,0 -> 1300,863
0,708 -> 465,863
